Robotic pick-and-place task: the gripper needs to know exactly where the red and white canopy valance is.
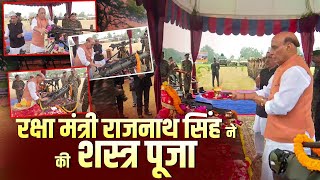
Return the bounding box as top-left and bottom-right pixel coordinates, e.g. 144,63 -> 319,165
165,0 -> 320,36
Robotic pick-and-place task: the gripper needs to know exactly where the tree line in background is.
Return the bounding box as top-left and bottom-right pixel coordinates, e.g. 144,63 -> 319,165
163,45 -> 314,64
97,0 -> 147,31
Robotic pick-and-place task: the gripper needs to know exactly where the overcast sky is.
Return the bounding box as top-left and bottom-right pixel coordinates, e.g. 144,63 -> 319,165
163,23 -> 320,58
4,1 -> 95,18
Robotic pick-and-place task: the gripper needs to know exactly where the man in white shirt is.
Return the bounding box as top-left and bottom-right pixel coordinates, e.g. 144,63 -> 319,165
232,32 -> 315,179
72,37 -> 101,78
252,51 -> 278,163
22,73 -> 48,102
4,13 -> 26,55
30,8 -> 54,53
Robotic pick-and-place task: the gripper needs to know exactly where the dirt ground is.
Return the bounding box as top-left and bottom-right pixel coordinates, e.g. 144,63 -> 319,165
121,77 -> 156,118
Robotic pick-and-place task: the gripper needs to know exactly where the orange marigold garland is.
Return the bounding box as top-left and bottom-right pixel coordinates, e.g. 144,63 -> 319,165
293,134 -> 320,171
135,52 -> 141,73
161,82 -> 184,115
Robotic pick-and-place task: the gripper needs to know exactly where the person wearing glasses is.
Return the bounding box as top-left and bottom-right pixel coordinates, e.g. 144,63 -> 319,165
30,8 -> 54,53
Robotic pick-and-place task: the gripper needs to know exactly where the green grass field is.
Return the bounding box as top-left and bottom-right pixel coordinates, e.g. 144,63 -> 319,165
192,65 -> 316,91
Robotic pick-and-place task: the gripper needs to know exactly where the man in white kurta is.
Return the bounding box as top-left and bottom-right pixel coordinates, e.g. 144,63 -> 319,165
232,32 -> 315,180
30,8 -> 54,53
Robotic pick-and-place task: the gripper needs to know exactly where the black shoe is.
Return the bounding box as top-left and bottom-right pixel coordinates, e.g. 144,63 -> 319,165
144,111 -> 152,116
138,115 -> 144,118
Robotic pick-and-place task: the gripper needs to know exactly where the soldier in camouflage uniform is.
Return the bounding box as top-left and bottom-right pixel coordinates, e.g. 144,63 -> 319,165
12,75 -> 25,103
61,71 -> 69,98
141,30 -> 151,71
168,57 -> 178,75
62,13 -> 69,28
66,13 -> 82,36
181,53 -> 193,95
168,57 -> 178,85
68,68 -> 81,103
91,78 -> 122,118
80,77 -> 89,112
312,50 -> 320,140
160,52 -> 169,83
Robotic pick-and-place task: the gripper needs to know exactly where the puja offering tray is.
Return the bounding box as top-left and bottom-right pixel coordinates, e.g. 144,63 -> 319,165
201,91 -> 233,100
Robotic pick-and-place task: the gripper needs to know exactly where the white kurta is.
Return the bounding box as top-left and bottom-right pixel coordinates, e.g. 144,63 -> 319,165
74,47 -> 94,67
30,18 -> 54,53
4,24 -> 26,55
253,115 -> 267,155
255,66 -> 313,180
27,82 -> 39,101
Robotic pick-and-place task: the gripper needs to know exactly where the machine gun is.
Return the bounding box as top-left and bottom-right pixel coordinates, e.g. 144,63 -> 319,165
109,41 -> 130,51
46,25 -> 96,53
98,51 -> 150,77
42,83 -> 71,107
47,25 -> 96,38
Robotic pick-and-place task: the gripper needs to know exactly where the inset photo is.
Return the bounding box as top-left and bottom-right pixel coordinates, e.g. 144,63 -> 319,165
69,26 -> 154,80
8,67 -> 90,118
3,1 -> 96,56
96,0 -> 147,31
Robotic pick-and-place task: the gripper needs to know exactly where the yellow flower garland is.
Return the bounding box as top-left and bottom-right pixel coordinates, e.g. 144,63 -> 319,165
60,102 -> 79,113
293,134 -> 320,171
238,125 -> 253,178
161,82 -> 184,115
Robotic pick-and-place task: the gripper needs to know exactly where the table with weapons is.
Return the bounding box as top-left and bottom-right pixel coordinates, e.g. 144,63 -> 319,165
38,83 -> 78,116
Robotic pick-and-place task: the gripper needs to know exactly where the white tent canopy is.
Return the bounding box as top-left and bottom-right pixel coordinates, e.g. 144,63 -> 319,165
173,0 -> 320,19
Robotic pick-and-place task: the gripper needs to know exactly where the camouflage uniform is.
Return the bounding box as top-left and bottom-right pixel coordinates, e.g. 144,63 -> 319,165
67,20 -> 82,36
160,59 -> 169,83
169,62 -> 178,75
12,79 -> 25,103
141,35 -> 151,70
80,78 -> 89,112
68,74 -> 81,102
61,75 -> 69,98
182,59 -> 193,93
91,79 -> 120,118
62,18 -> 69,28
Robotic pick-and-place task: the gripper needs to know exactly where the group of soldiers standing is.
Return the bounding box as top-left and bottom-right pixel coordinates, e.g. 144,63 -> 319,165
61,13 -> 83,36
160,53 -> 193,95
61,69 -> 89,112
